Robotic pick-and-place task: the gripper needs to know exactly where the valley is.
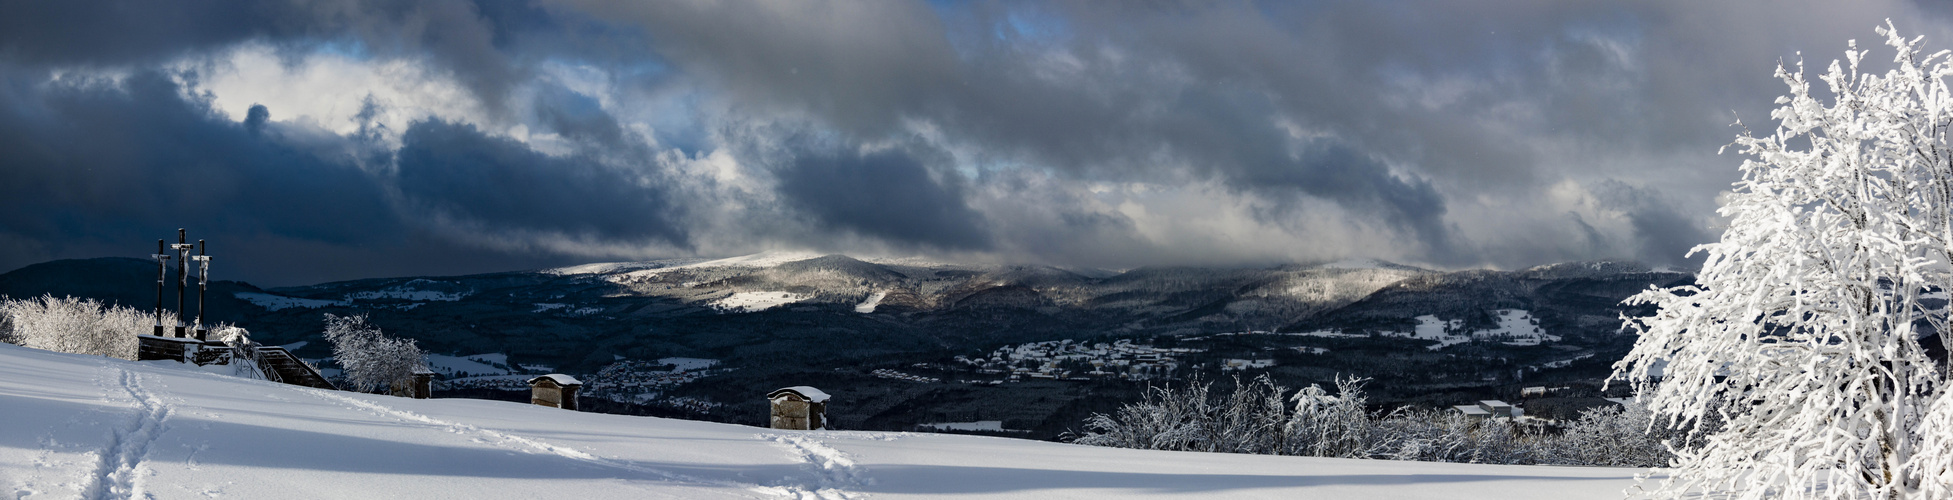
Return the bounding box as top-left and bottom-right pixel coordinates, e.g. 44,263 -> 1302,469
0,254 -> 1690,440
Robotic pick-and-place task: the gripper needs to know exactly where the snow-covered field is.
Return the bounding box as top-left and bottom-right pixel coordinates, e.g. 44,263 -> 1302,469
230,292 -> 348,311
344,280 -> 469,302
916,421 -> 1026,433
709,291 -> 810,313
658,357 -> 719,372
1365,310 -> 1562,351
235,280 -> 470,313
1382,315 -> 1471,349
0,344 -> 1645,499
424,354 -> 513,377
855,291 -> 886,314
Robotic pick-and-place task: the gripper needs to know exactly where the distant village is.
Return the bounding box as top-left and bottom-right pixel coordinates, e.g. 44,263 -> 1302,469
956,339 -> 1227,382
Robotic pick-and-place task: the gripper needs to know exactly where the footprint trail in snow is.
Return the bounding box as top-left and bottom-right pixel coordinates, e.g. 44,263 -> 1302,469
87,364 -> 173,500
758,433 -> 868,500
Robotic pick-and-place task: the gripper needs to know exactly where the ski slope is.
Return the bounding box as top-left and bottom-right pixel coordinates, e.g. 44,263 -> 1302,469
0,343 -> 1646,499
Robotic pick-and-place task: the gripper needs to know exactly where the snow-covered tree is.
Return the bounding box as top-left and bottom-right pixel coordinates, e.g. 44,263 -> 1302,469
1369,407 -> 1541,464
1074,375 -> 1291,454
1618,21 -> 1953,499
321,314 -> 426,394
0,295 -> 147,360
1074,381 -> 1194,450
1543,401 -> 1672,468
1281,376 -> 1379,458
1075,371 -> 1685,467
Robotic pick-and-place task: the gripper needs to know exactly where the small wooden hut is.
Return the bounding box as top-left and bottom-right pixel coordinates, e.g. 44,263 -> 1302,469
528,374 -> 582,410
391,369 -> 435,399
768,386 -> 830,430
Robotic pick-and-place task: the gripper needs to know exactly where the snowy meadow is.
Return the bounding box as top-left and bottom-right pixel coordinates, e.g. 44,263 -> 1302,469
0,343 -> 1643,499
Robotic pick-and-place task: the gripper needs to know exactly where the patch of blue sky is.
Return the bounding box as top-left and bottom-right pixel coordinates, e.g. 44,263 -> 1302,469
309,38 -> 373,61
635,91 -> 711,156
998,9 -> 1071,45
927,1 -> 1073,60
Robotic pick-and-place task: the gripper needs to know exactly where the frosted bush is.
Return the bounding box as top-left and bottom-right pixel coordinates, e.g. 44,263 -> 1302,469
1075,375 -> 1676,467
0,295 -> 150,360
1539,402 -> 1671,468
322,313 -> 426,394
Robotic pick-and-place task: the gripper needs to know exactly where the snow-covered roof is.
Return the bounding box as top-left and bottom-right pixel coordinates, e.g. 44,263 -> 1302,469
769,386 -> 830,403
529,374 -> 582,386
137,334 -> 203,344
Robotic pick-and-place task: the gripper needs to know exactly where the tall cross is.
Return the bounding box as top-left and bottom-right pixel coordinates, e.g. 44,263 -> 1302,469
170,229 -> 195,338
151,239 -> 170,337
191,239 -> 211,341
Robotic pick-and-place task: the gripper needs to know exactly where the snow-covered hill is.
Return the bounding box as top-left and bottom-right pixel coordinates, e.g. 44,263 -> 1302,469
0,344 -> 1644,499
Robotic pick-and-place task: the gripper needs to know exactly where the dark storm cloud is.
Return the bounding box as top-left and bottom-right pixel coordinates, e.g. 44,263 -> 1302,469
0,69 -> 419,284
569,0 -> 1934,267
531,85 -> 627,148
565,1 -> 1476,258
0,71 -> 398,244
1242,140 -> 1458,260
0,66 -> 685,285
1588,180 -> 1713,268
0,1 -> 292,67
394,119 -> 685,243
773,147 -> 989,251
1,0 -> 1946,283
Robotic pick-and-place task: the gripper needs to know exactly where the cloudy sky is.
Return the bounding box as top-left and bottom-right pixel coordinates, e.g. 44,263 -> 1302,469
2,0 -> 1947,286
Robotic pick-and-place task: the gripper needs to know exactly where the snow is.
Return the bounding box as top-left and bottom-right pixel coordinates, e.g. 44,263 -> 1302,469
0,343 -> 1646,499
425,354 -> 513,376
773,386 -> 831,403
277,341 -> 308,351
530,374 -> 582,386
691,251 -> 827,268
542,258 -> 711,276
613,252 -> 834,281
345,281 -> 468,302
466,353 -> 509,366
1321,258 -> 1388,269
1377,311 -> 1558,351
232,292 -> 348,311
1291,329 -> 1368,339
627,251 -> 824,275
1533,353 -> 1596,371
1379,315 -> 1471,350
854,291 -> 886,313
657,357 -> 719,372
545,261 -> 636,275
858,255 -> 961,267
918,421 -> 1027,433
1481,309 -> 1560,346
708,291 -> 810,313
